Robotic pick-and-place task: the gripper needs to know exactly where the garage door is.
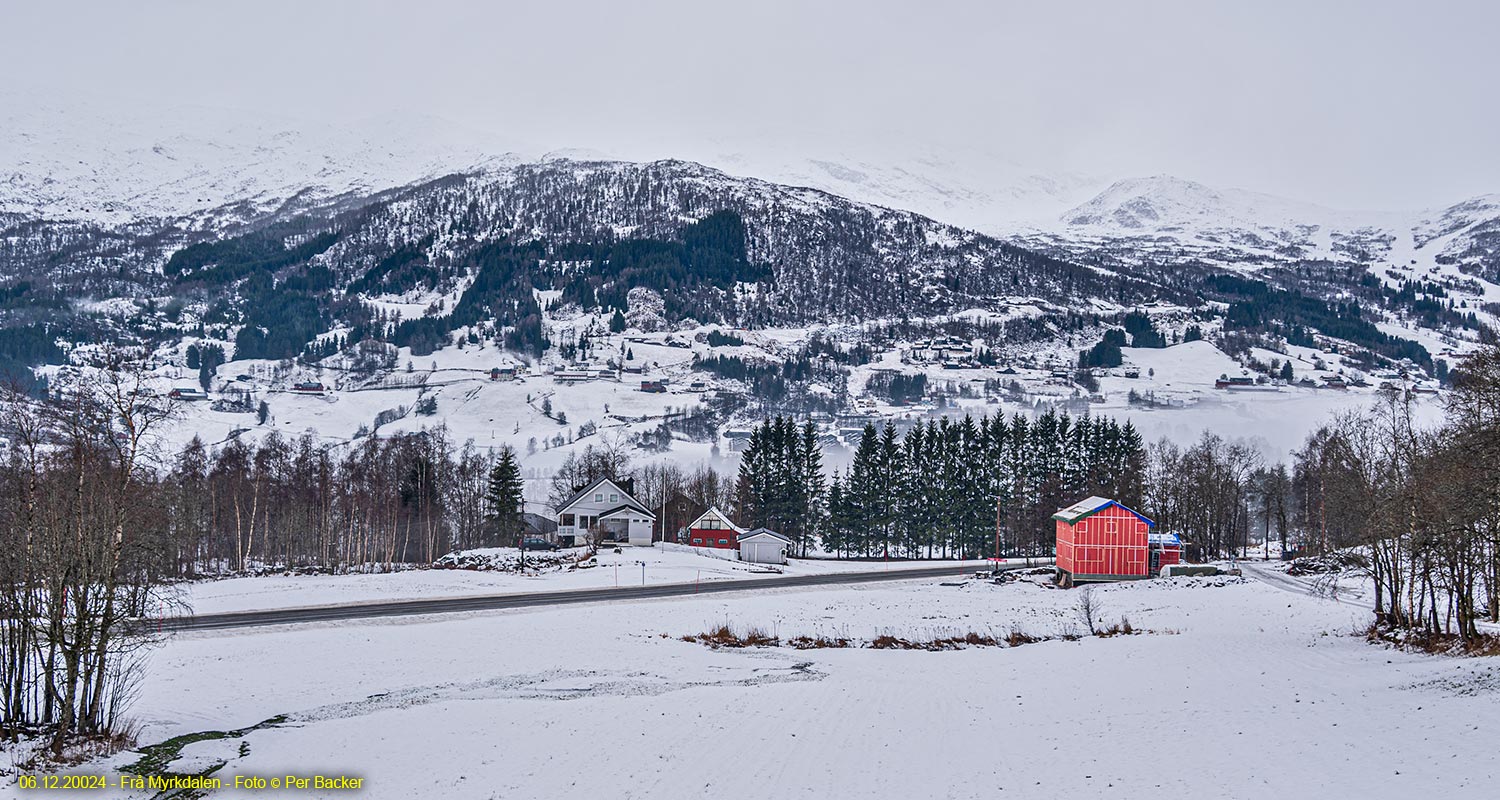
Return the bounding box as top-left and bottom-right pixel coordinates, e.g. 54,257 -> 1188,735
747,540 -> 783,564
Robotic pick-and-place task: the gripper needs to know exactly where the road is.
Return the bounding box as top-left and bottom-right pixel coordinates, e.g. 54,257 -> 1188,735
1238,561 -> 1345,600
160,562 -> 1038,632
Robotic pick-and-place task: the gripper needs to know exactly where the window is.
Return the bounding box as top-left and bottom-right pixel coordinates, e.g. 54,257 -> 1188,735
718,538 -> 728,545
691,538 -> 702,545
561,514 -> 575,526
610,493 -> 619,502
595,493 -> 603,502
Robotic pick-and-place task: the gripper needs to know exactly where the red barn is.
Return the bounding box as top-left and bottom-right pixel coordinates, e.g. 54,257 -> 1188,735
1053,496 -> 1156,586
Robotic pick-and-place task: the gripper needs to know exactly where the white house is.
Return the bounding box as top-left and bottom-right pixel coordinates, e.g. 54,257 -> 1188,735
555,477 -> 656,547
738,528 -> 791,565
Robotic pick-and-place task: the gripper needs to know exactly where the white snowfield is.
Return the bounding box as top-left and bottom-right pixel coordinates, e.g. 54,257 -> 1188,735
77,572 -> 1499,799
181,546 -> 992,615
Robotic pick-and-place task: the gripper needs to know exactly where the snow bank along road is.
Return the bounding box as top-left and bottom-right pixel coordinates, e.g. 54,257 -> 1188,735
160,563 -> 1029,631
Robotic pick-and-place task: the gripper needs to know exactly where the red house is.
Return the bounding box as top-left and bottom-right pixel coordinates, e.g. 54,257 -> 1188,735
1053,496 -> 1157,586
684,506 -> 744,549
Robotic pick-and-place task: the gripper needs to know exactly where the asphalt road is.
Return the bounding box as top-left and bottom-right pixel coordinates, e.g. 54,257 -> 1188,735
160,561 -> 1041,632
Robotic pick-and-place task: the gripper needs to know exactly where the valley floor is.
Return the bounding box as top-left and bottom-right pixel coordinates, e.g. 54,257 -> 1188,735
12,571 -> 1500,799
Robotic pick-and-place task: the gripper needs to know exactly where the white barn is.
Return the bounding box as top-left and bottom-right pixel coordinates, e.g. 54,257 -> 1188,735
555,477 -> 656,547
738,528 -> 791,565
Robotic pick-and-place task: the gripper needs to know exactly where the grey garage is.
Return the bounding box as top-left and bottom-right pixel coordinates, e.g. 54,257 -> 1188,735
738,528 -> 791,565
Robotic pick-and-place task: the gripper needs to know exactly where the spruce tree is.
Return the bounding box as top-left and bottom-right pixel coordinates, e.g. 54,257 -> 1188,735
485,447 -> 526,551
799,421 -> 826,557
846,423 -> 881,556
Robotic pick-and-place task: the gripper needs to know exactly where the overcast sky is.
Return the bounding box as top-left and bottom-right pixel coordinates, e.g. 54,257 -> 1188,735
4,0 -> 1497,210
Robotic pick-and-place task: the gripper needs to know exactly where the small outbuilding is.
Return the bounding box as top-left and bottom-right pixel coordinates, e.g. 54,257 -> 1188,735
1053,496 -> 1156,586
738,528 -> 791,565
1148,531 -> 1182,574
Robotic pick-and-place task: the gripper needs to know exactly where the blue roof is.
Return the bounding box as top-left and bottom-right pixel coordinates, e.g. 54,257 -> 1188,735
1148,532 -> 1181,546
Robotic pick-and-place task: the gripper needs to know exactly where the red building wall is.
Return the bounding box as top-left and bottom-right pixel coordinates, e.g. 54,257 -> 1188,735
687,528 -> 738,549
1056,504 -> 1150,580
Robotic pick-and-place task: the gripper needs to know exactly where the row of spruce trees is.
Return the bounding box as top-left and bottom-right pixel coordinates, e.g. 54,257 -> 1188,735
735,411 -> 1147,559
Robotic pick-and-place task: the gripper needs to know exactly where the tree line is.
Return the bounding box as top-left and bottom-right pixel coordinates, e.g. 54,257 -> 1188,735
734,411 -> 1148,559
1289,343 -> 1500,644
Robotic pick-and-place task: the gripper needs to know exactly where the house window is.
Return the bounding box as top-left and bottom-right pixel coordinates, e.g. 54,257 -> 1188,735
610,493 -> 619,502
718,538 -> 728,545
692,538 -> 702,545
595,493 -> 603,502
561,514 -> 575,526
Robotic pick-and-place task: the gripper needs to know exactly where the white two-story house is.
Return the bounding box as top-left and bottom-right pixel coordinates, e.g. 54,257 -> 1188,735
555,477 -> 656,547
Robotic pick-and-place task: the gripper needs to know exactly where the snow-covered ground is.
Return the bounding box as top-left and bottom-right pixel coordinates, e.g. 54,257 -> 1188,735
182,546 -> 991,615
43,571 -> 1499,799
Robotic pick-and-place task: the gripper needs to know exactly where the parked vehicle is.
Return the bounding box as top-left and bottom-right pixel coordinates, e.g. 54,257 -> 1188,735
521,538 -> 559,551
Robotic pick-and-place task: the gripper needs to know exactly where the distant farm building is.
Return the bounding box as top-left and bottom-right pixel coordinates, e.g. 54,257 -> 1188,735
490,367 -> 516,381
1214,375 -> 1256,389
722,429 -> 754,452
1052,496 -> 1160,586
640,380 -> 667,393
168,387 -> 207,401
291,381 -> 327,395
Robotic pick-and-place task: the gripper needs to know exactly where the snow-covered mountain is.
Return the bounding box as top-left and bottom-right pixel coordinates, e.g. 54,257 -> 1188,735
1,92 -> 1094,235
7,91 -> 1496,304
0,93 -> 538,225
993,175 -> 1500,306
3,91 -> 1497,408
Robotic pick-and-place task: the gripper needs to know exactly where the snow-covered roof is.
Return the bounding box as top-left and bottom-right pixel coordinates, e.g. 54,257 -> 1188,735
1051,496 -> 1154,527
740,528 -> 791,543
1052,496 -> 1113,522
597,503 -> 656,521
685,506 -> 745,533
558,477 -> 641,514
1148,531 -> 1181,547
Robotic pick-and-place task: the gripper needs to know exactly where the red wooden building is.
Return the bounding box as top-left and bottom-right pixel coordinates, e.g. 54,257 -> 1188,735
1053,496 -> 1158,586
684,506 -> 745,549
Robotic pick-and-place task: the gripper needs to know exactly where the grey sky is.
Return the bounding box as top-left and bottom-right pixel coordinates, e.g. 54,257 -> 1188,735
4,0 -> 1497,210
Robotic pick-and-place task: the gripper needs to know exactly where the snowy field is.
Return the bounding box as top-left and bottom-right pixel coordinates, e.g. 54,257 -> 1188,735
181,547 -> 991,615
37,569 -> 1500,799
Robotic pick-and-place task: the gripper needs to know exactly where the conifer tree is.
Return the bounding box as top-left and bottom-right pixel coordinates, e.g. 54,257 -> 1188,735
485,447 -> 526,551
